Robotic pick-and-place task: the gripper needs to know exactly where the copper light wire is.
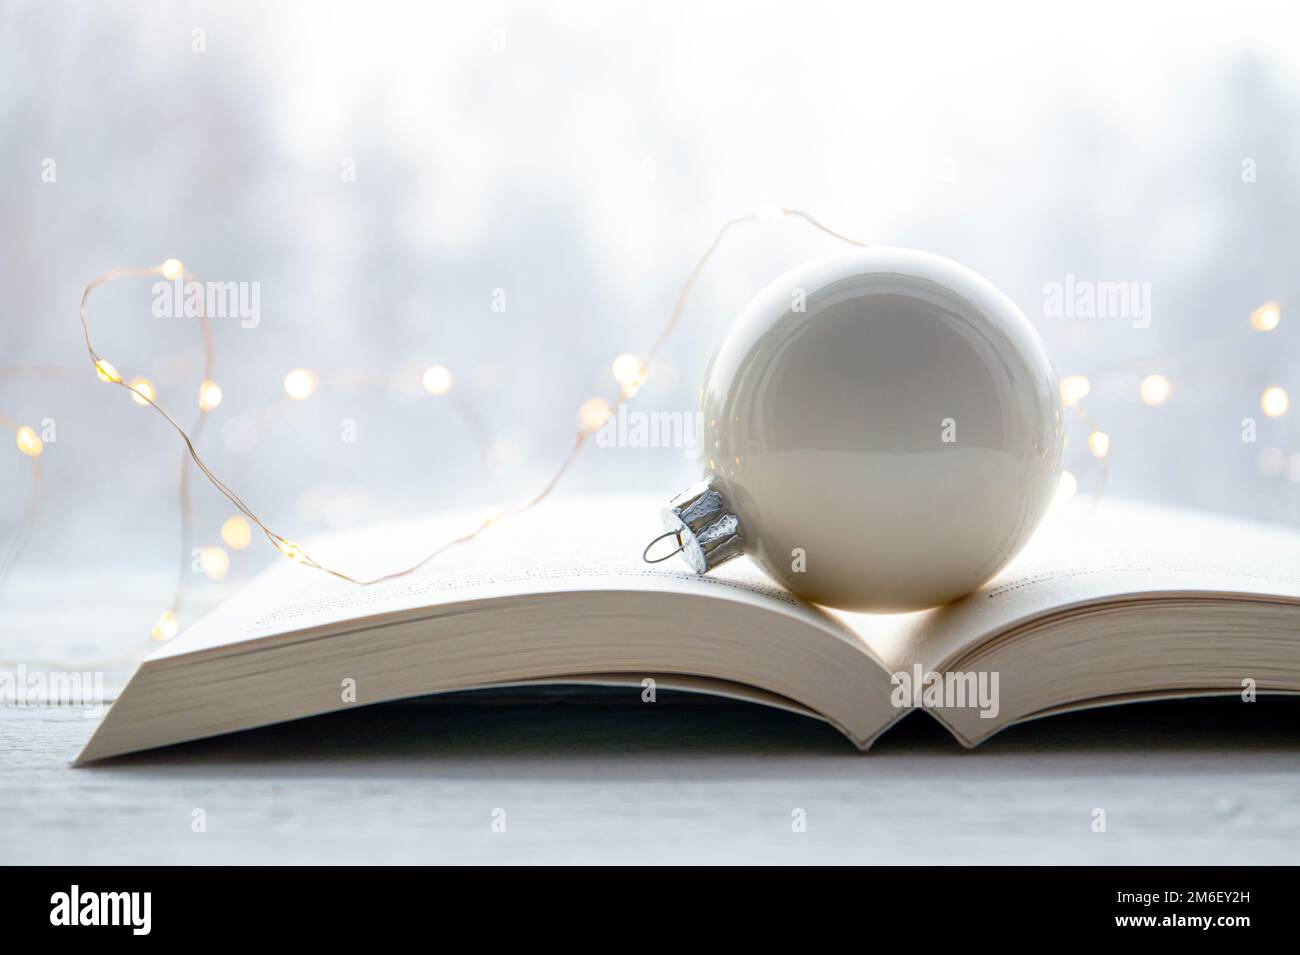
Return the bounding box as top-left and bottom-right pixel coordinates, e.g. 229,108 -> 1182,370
73,208 -> 871,599
0,204 -> 1113,656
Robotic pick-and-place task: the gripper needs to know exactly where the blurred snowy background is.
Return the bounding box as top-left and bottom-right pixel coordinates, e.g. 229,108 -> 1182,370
2,0 -> 1299,634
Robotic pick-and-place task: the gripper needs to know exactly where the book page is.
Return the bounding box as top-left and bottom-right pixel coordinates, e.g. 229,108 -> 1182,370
836,498 -> 1300,673
151,494 -> 864,661
83,495 -> 911,761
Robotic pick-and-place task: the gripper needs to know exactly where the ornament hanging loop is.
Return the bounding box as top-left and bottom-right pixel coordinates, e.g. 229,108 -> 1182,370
641,529 -> 686,564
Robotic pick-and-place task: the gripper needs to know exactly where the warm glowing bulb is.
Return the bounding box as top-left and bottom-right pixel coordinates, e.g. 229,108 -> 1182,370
200,546 -> 231,581
1088,430 -> 1110,458
1261,386 -> 1290,418
1052,469 -> 1078,509
128,377 -> 156,407
198,378 -> 223,411
161,258 -> 185,281
283,368 -> 318,401
1250,301 -> 1281,332
612,353 -> 644,397
755,203 -> 787,223
15,425 -> 42,457
612,353 -> 643,385
221,515 -> 252,550
578,396 -> 612,431
275,538 -> 305,562
1139,373 -> 1171,406
95,359 -> 121,384
421,365 -> 454,396
151,610 -> 178,641
1059,374 -> 1091,407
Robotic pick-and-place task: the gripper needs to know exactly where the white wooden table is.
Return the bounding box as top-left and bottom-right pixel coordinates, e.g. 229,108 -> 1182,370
3,694 -> 1298,865
2,574 -> 1298,865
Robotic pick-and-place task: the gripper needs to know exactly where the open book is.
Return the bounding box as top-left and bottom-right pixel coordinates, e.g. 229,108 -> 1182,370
77,494 -> 1300,762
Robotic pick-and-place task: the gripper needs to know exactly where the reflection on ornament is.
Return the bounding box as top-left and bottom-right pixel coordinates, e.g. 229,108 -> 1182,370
650,248 -> 1064,612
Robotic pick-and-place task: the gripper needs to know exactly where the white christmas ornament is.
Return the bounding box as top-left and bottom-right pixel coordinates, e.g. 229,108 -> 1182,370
649,248 -> 1064,612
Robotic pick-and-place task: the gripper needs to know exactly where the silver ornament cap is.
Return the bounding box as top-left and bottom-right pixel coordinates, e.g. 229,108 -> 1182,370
648,478 -> 745,573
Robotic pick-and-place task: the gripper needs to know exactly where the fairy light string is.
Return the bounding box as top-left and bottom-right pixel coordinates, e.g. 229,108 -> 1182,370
0,207 -> 1287,680
1055,295 -> 1293,499
77,261 -> 218,640
27,205 -> 1292,650
70,207 -> 878,636
58,206 -> 1279,649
